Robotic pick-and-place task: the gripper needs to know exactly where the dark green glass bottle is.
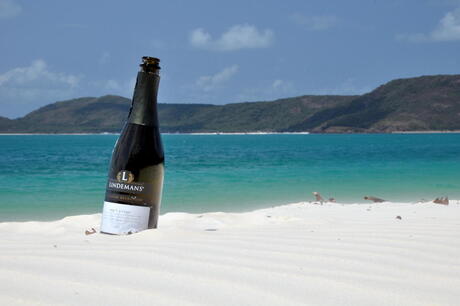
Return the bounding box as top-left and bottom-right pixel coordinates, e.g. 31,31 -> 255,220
101,57 -> 164,235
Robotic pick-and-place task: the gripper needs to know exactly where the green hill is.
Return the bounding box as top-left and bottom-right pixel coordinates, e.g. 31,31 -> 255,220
160,95 -> 354,133
1,95 -> 355,133
1,74 -> 459,133
288,75 -> 460,133
0,116 -> 13,132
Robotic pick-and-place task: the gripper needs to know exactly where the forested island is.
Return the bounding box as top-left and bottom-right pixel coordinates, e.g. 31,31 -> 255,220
1,74 -> 459,133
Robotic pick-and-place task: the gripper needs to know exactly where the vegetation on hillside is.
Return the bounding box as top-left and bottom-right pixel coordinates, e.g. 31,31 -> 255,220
1,74 -> 459,133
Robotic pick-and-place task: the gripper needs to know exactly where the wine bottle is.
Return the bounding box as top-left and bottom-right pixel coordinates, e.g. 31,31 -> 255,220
100,56 -> 164,235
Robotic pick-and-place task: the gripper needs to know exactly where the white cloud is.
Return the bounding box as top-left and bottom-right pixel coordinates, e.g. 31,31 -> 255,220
290,13 -> 338,31
272,79 -> 294,93
431,8 -> 460,40
190,24 -> 274,51
398,7 -> 460,42
0,60 -> 82,117
0,60 -> 80,87
190,29 -> 211,47
0,0 -> 21,19
196,65 -> 239,91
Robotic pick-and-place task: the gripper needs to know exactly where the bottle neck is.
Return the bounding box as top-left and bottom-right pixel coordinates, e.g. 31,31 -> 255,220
127,71 -> 160,126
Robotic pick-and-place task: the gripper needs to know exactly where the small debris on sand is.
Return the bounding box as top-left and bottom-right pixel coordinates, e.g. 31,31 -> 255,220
312,192 -> 324,205
364,196 -> 385,203
85,228 -> 97,235
396,216 -> 402,220
433,197 -> 449,205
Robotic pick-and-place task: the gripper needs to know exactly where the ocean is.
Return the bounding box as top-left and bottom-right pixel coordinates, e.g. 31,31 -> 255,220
1,134 -> 459,221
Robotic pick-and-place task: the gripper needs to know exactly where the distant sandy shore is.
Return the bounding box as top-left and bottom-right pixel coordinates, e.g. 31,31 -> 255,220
0,132 -> 310,135
392,130 -> 460,134
0,133 -> 119,135
1,201 -> 459,305
2,130 -> 460,135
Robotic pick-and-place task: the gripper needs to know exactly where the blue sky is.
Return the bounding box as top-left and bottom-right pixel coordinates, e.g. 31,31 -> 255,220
1,0 -> 460,118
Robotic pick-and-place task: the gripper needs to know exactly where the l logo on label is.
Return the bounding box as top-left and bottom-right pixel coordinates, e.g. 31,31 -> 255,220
117,170 -> 134,183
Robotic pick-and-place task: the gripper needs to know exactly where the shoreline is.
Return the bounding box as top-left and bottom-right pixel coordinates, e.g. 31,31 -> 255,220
391,130 -> 460,134
0,132 -> 312,135
2,130 -> 460,135
2,199 -> 459,224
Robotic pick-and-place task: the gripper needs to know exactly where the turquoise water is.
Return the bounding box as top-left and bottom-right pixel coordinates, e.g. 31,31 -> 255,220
1,134 -> 459,221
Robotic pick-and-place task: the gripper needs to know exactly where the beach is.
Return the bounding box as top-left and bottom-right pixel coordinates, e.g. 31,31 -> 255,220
1,201 -> 459,306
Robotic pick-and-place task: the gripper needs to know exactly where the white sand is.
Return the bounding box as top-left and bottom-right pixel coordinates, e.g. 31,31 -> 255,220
0,201 -> 459,306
